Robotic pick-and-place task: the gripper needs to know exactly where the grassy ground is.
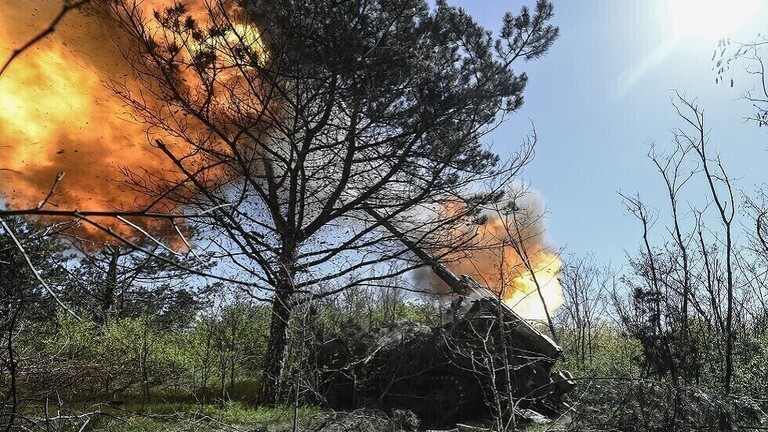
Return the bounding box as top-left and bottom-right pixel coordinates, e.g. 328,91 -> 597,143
18,400 -> 572,431
37,402 -> 326,432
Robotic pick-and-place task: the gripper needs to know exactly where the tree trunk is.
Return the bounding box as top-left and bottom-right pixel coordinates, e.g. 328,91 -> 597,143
101,246 -> 120,325
258,273 -> 295,405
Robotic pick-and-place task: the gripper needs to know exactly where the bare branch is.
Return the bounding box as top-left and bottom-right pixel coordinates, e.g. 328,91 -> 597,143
0,218 -> 82,321
36,172 -> 65,210
0,0 -> 91,77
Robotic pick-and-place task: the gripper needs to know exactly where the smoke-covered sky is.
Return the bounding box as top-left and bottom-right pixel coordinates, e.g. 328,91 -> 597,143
453,0 -> 768,266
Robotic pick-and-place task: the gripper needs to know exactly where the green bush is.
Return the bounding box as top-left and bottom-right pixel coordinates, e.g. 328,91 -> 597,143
558,327 -> 643,378
14,308 -> 268,404
567,379 -> 764,431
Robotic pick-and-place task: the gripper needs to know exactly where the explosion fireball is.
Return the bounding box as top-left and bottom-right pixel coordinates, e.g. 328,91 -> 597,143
435,190 -> 565,322
0,0 -> 263,240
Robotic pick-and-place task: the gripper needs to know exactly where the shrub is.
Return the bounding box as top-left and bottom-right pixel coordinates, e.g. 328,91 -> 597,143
566,379 -> 764,431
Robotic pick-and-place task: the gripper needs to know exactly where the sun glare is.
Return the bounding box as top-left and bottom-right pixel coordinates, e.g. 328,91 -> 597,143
667,0 -> 759,42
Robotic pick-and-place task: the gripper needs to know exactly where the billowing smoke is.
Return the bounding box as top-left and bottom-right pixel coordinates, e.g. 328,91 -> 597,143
419,185 -> 564,322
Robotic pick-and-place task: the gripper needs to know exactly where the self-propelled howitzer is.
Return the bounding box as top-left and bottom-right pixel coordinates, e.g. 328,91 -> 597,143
317,211 -> 575,427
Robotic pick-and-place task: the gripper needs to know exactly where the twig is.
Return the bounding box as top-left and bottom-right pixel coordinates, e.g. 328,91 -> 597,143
199,202 -> 235,215
189,412 -> 247,431
37,172 -> 65,210
172,222 -> 204,263
0,0 -> 92,77
0,218 -> 83,321
76,416 -> 91,432
0,208 -> 211,219
116,215 -> 180,256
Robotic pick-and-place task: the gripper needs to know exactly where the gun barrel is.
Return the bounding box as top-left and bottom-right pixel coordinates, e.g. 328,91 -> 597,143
366,208 -> 562,360
365,208 -> 463,291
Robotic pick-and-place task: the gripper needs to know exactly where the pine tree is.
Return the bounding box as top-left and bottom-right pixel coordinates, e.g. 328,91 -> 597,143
107,0 -> 559,404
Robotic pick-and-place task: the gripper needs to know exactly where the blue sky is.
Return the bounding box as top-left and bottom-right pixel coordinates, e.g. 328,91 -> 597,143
452,0 -> 768,266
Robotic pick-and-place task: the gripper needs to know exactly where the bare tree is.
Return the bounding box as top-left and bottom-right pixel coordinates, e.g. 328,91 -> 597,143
620,94 -> 739,395
672,95 -> 736,393
558,254 -> 610,367
620,191 -> 681,382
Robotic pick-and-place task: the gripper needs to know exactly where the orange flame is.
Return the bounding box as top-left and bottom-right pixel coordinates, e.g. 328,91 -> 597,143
0,0 -> 265,242
437,194 -> 564,322
0,41 -> 168,212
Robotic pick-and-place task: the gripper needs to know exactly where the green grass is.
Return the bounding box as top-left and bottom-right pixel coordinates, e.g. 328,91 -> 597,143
57,402 -> 327,432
